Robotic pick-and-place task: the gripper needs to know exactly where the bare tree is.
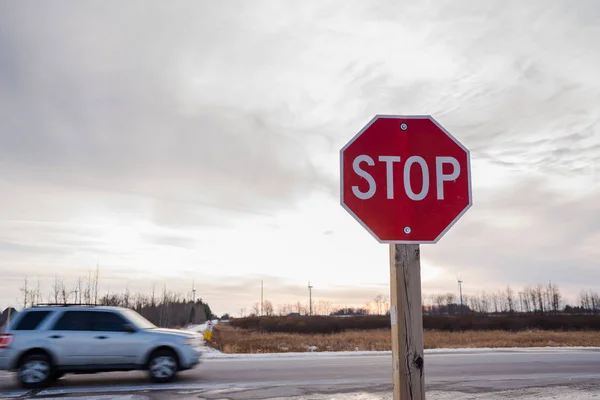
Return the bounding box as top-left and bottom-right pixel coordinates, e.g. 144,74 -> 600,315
527,287 -> 537,313
92,265 -> 100,304
468,295 -> 480,314
160,284 -> 168,327
59,280 -> 68,304
315,300 -> 333,316
251,302 -> 260,316
536,285 -> 545,314
133,293 -> 146,313
383,296 -> 390,315
278,304 -> 290,316
294,301 -> 308,315
434,294 -> 445,314
122,284 -> 131,308
593,292 -> 600,315
150,282 -> 157,307
19,277 -> 29,308
461,295 -> 472,314
74,277 -> 83,304
50,276 -> 62,304
263,300 -> 274,316
547,282 -> 562,313
491,292 -> 499,314
480,292 -> 490,314
373,294 -> 385,315
587,290 -> 600,315
520,291 -> 529,313
82,272 -> 92,304
32,279 -> 42,306
506,286 -> 515,313
444,293 -> 457,314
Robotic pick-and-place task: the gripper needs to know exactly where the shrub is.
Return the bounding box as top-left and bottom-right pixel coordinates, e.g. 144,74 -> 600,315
229,314 -> 600,334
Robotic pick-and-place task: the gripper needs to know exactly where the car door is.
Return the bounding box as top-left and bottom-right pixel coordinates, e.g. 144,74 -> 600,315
48,310 -> 99,366
88,311 -> 141,365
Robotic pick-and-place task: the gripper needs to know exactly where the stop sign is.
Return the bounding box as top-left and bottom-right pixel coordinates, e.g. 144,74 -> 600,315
340,115 -> 472,244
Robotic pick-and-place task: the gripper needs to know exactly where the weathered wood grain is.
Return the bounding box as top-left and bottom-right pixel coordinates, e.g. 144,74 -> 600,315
389,243 -> 425,400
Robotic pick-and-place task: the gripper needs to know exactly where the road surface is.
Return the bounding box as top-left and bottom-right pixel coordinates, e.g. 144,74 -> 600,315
1,348 -> 600,399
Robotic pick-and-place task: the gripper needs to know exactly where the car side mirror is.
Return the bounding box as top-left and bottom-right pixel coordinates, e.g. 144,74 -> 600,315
124,324 -> 137,333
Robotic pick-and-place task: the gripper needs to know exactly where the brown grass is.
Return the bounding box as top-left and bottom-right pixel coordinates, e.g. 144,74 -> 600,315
209,325 -> 600,353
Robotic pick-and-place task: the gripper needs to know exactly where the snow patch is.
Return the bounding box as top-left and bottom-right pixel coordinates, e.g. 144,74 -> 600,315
0,391 -> 29,399
201,346 -> 600,359
185,323 -> 207,333
427,387 -> 600,400
36,396 -> 149,400
252,387 -> 600,399
184,319 -> 220,333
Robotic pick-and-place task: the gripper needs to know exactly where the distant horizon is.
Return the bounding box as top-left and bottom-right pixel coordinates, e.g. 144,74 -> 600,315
1,2 -> 598,318
0,271 -> 589,317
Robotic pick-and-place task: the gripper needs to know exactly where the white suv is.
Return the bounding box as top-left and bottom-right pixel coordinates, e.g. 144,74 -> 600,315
0,304 -> 203,389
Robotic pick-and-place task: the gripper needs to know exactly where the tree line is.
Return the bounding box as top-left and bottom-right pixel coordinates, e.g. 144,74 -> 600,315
239,282 -> 600,318
12,274 -> 600,324
14,273 -> 214,328
425,282 -> 562,315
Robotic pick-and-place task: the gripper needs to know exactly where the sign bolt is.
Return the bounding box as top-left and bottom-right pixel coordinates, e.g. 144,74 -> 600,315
400,123 -> 408,131
404,227 -> 411,234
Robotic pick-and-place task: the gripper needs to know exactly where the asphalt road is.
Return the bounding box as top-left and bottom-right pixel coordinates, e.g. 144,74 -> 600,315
1,348 -> 600,399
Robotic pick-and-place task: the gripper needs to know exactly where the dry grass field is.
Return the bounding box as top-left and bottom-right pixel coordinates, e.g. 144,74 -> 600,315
209,325 -> 600,353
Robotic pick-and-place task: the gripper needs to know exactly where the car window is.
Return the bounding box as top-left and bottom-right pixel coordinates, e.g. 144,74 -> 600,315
120,309 -> 156,330
90,311 -> 128,332
12,311 -> 52,331
52,311 -> 93,331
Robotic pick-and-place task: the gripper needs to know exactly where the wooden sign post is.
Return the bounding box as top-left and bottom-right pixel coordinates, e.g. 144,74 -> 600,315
340,115 -> 472,400
390,244 -> 424,399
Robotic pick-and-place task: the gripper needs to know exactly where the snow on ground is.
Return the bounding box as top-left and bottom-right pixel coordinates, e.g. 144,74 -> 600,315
184,319 -> 220,334
258,387 -> 600,400
199,346 -> 600,359
34,396 -> 149,400
19,387 -> 600,400
185,323 -> 207,333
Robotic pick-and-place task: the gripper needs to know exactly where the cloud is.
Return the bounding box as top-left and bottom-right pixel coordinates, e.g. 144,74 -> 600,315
423,181 -> 600,298
139,233 -> 196,249
0,2 -> 334,229
0,0 -> 599,313
2,0 -> 599,220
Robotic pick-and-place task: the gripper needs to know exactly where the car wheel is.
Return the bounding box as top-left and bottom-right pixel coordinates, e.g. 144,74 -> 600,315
148,349 -> 178,383
17,353 -> 54,389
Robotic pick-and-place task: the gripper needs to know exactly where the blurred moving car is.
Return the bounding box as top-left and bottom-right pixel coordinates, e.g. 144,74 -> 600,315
0,304 -> 203,389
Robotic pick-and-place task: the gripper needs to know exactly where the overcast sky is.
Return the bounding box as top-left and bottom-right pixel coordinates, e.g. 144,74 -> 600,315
1,1 -> 599,316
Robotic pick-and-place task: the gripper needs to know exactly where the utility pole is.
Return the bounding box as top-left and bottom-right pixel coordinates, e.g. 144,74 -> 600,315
190,279 -> 197,325
261,280 -> 264,316
308,281 -> 313,316
192,279 -> 196,303
94,262 -> 99,305
458,278 -> 463,314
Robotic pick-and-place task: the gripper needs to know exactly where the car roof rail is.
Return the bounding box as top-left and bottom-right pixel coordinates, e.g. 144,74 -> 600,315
32,303 -> 99,308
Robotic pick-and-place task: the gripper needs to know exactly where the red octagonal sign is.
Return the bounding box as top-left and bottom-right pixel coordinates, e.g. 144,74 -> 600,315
340,115 -> 472,244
